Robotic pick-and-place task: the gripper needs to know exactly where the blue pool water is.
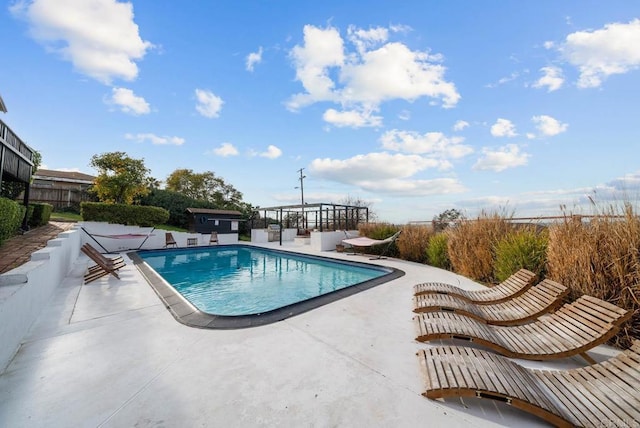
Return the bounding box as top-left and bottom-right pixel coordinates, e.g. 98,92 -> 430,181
138,245 -> 390,316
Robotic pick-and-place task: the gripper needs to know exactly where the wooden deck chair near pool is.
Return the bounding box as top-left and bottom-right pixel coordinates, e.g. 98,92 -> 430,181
342,230 -> 402,259
165,232 -> 178,248
417,341 -> 640,428
209,232 -> 218,245
413,269 -> 536,304
414,295 -> 631,363
413,278 -> 569,326
81,244 -> 124,283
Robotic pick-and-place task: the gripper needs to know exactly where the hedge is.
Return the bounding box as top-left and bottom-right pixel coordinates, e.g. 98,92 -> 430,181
28,203 -> 53,228
0,197 -> 26,245
81,202 -> 169,227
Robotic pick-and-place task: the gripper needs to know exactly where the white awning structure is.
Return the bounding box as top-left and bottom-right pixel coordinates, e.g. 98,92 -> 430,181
0,93 -> 6,113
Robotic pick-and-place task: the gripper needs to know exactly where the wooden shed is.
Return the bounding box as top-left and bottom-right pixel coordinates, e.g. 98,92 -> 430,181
186,208 -> 242,234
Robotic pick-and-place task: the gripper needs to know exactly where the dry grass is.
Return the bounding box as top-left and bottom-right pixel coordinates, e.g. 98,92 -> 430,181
396,224 -> 433,263
546,205 -> 640,348
446,211 -> 514,284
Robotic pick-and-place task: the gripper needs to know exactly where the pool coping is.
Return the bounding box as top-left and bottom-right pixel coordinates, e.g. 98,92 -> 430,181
128,245 -> 405,329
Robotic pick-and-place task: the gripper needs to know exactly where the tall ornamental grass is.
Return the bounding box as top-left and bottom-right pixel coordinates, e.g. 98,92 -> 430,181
493,227 -> 548,282
447,211 -> 513,284
426,232 -> 451,270
546,206 -> 640,348
396,224 -> 432,263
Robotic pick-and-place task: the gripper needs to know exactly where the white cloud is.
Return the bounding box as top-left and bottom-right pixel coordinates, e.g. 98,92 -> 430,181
309,151 -> 466,196
259,145 -> 282,159
398,110 -> 411,121
310,152 -> 440,182
195,89 -> 223,118
11,0 -> 153,84
490,118 -> 518,137
347,25 -> 389,55
380,129 -> 473,160
532,115 -> 568,136
486,72 -> 520,88
322,108 -> 382,128
532,66 -> 564,92
453,120 -> 469,131
358,177 -> 467,196
473,144 -> 530,172
125,133 -> 184,146
107,87 -> 150,115
558,19 -> 640,88
246,46 -> 263,72
212,142 -> 238,157
287,24 -> 460,127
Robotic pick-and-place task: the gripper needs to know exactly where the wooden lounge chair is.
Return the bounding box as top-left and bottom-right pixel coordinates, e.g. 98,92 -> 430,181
413,268 -> 536,304
82,244 -> 126,282
414,295 -> 631,363
413,278 -> 570,326
417,341 -> 640,428
209,232 -> 218,245
81,244 -> 123,283
165,232 -> 178,248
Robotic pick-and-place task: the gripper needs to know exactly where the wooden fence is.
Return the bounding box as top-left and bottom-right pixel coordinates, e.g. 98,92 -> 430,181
29,187 -> 92,210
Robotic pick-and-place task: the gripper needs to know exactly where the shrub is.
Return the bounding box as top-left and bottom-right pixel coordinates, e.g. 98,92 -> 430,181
0,197 -> 26,245
493,227 -> 548,282
139,189 -> 214,229
426,232 -> 451,270
81,202 -> 169,227
447,211 -> 513,284
28,203 -> 53,227
396,224 -> 432,263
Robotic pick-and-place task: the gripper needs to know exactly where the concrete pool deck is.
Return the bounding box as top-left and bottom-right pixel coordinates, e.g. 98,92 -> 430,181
0,241 -> 620,427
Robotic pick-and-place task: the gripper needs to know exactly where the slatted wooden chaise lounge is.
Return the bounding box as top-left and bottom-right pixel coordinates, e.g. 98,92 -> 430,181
416,341 -> 640,428
413,269 -> 536,304
81,243 -> 126,283
414,295 -> 631,363
413,278 -> 569,326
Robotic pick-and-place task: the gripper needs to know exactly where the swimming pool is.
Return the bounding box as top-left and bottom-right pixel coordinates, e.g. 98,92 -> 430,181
130,245 -> 404,328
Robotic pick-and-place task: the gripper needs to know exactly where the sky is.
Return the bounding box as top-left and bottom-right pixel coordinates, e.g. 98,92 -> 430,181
1,0 -> 640,224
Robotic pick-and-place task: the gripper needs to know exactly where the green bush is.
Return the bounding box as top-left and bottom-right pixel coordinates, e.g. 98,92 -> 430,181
139,189 -> 215,229
0,197 -> 26,244
81,202 -> 169,227
494,228 -> 548,282
28,203 -> 53,227
426,233 -> 451,270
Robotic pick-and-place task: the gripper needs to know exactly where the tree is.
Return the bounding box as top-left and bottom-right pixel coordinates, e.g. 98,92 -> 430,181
432,208 -> 465,232
90,152 -> 150,204
165,168 -> 243,207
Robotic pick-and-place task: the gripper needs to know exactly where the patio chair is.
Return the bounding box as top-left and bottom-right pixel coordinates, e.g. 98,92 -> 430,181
209,232 -> 218,245
81,245 -> 123,283
414,294 -> 631,363
82,243 -> 125,272
416,341 -> 640,428
413,269 -> 536,304
342,230 -> 402,259
165,232 -> 178,248
413,278 -> 569,325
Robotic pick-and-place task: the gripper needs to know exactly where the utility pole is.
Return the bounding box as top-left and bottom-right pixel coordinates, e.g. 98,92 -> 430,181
297,168 -> 306,231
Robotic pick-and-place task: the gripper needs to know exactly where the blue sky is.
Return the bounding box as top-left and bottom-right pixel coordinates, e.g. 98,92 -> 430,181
1,1 -> 639,223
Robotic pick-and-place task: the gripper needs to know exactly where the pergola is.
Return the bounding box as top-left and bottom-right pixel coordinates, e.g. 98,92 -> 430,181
0,117 -> 36,230
254,202 -> 369,232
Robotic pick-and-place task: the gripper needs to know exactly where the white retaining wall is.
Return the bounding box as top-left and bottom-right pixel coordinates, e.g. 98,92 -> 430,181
0,227 -> 81,373
79,222 -> 238,251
